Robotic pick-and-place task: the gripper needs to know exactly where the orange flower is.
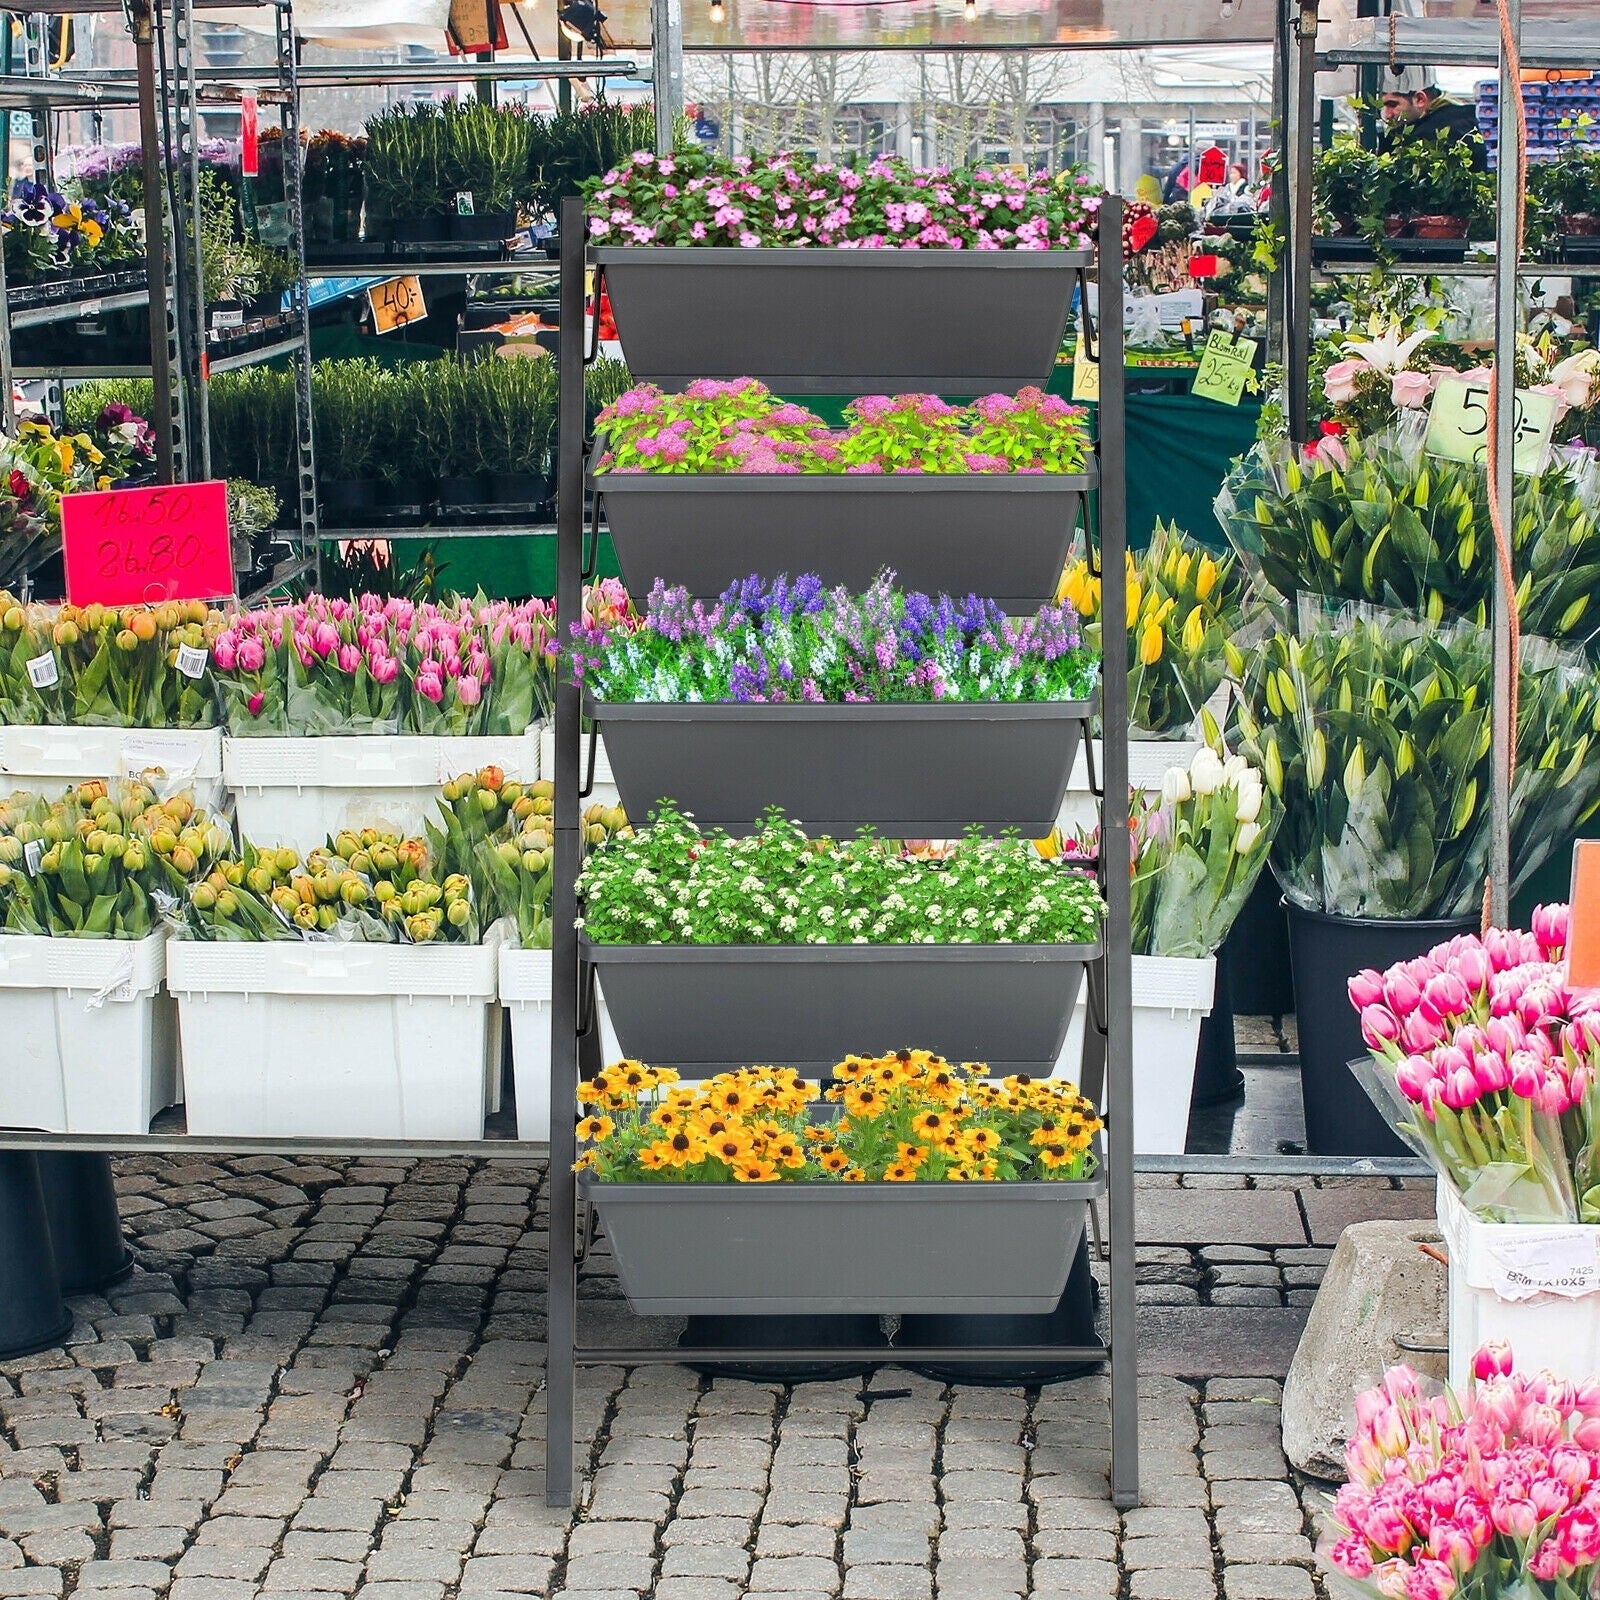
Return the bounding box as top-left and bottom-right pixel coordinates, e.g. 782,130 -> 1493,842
734,1157 -> 779,1183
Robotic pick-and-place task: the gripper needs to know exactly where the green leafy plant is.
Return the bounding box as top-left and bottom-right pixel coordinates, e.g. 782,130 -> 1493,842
364,102 -> 450,224
311,359 -> 389,482
1313,140 -> 1380,234
470,355 -> 557,478
529,100 -> 662,222
441,100 -> 535,219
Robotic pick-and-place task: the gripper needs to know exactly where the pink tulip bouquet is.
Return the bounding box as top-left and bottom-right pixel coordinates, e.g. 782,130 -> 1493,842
1326,1344 -> 1600,1600
1349,903 -> 1600,1222
210,593 -> 560,737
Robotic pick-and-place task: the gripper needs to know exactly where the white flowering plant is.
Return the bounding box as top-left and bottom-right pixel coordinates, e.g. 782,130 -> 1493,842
1129,737 -> 1280,959
576,804 -> 1105,947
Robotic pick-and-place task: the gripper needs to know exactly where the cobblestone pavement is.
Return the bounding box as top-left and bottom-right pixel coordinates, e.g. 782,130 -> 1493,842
0,1155 -> 1437,1600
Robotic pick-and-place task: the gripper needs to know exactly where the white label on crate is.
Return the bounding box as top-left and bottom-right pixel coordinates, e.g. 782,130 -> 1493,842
87,946 -> 137,1009
25,653 -> 57,689
176,644 -> 209,679
456,190 -> 475,216
23,840 -> 42,875
1485,1231 -> 1600,1302
212,307 -> 245,331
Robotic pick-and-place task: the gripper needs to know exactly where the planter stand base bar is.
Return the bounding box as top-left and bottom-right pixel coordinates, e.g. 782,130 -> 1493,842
573,1343 -> 1111,1366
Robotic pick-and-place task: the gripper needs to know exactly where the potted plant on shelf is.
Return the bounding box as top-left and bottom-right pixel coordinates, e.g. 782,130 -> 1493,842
1232,612 -> 1600,1157
472,353 -> 557,511
422,360 -> 490,513
0,779 -> 225,1134
1312,140 -> 1381,240
1531,138 -> 1600,260
312,360 -> 387,521
164,800 -> 506,1140
577,804 -> 1106,1077
570,1055 -> 1104,1317
363,103 -> 450,244
592,379 -> 1096,612
582,149 -> 1103,393
528,99 -> 661,231
441,101 -> 534,244
1376,135 -> 1490,249
576,570 -> 1100,838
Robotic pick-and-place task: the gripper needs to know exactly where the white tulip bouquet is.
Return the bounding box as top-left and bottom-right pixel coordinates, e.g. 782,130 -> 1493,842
1129,734 -> 1280,959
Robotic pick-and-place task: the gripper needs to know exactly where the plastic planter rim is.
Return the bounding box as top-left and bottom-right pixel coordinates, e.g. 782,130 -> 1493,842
580,937 -> 1105,964
590,244 -> 1095,270
591,465 -> 1100,494
1279,899 -> 1482,935
583,694 -> 1099,724
578,1171 -> 1106,1201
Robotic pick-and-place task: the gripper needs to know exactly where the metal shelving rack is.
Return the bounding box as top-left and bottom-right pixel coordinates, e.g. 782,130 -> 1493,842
1283,0 -> 1564,929
0,0 -> 321,600
543,193 -> 1139,1511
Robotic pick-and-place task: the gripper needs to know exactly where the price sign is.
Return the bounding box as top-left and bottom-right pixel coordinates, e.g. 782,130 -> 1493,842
1568,841 -> 1600,992
240,93 -> 259,178
1425,375 -> 1561,476
1192,330 -> 1259,407
61,480 -> 235,608
368,275 -> 427,335
1070,337 -> 1100,403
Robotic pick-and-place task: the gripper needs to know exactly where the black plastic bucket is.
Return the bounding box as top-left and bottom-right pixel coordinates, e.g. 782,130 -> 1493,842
1284,900 -> 1477,1157
0,1154 -> 71,1357
1191,948 -> 1243,1109
679,1315 -> 886,1383
38,1154 -> 132,1295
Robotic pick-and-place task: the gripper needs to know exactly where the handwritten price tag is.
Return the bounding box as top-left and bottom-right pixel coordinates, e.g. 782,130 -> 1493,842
1070,337 -> 1100,403
1192,330 -> 1259,407
61,480 -> 235,608
368,276 -> 426,335
1425,375 -> 1561,476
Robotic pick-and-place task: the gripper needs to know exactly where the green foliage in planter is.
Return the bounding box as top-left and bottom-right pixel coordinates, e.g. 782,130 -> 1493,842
1377,136 -> 1490,231
365,102 -> 450,224
1313,140 -> 1380,233
416,359 -> 478,481
527,99 -> 662,222
63,379 -> 155,436
470,356 -> 558,478
1532,141 -> 1600,229
311,359 -> 388,483
585,356 -> 633,429
209,366 -> 297,513
441,100 -> 535,219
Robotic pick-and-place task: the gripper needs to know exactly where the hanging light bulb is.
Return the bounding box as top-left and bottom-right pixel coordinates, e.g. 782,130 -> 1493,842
709,0 -> 725,20
964,0 -> 977,19
1219,0 -> 1235,15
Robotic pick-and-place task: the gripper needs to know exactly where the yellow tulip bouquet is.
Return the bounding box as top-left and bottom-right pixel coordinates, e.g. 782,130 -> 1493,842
573,1053 -> 1102,1185
1059,521 -> 1241,737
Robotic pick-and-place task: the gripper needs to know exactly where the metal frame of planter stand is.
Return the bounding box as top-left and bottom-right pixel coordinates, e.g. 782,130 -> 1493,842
544,194 -> 1139,1511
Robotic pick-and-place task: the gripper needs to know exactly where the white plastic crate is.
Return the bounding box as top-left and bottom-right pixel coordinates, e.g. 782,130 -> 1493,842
1057,953 -> 1216,1155
1056,737 -> 1206,837
167,922 -> 506,1139
0,931 -> 178,1134
536,727 -> 619,812
501,947 -> 624,1142
0,726 -> 224,801
223,729 -> 541,847
1438,1181 -> 1600,1389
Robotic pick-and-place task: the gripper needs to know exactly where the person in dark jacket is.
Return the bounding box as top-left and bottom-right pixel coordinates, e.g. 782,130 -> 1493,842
1379,65 -> 1488,169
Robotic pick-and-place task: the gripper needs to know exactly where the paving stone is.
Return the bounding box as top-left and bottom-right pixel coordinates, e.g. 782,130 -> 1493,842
1221,1565 -> 1317,1600
841,1567 -> 934,1600
1030,1557 -> 1121,1598
749,1556 -> 846,1592
1298,1184 -> 1436,1247
73,1561 -> 177,1592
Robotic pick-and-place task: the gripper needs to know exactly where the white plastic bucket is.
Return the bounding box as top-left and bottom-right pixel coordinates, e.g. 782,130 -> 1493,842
536,727 -> 620,812
1057,952 -> 1216,1155
224,729 -> 541,847
0,931 -> 177,1134
1438,1181 -> 1600,1389
167,923 -> 506,1139
0,726 -> 224,805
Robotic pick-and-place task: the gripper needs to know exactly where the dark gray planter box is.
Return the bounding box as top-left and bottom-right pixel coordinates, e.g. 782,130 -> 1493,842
595,467 -> 1095,615
580,1170 -> 1102,1315
592,246 -> 1091,394
582,938 -> 1099,1077
586,696 -> 1093,837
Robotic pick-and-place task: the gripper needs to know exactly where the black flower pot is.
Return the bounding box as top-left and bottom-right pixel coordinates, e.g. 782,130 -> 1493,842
320,479 -> 377,522
37,1153 -> 132,1295
0,1154 -> 71,1357
1191,947 -> 1243,1109
450,207 -> 516,243
679,1314 -> 887,1383
489,471 -> 550,510
390,216 -> 429,245
1284,900 -> 1478,1158
377,478 -> 432,518
438,474 -> 493,511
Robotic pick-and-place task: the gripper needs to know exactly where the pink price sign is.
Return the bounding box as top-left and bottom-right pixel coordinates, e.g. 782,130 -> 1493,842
61,480 -> 237,607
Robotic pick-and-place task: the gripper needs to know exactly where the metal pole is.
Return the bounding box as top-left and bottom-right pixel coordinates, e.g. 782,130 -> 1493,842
1489,0 -> 1521,925
651,0 -> 683,153
1097,194 -> 1139,1513
280,0 -> 319,590
130,0 -> 176,484
1286,0 -> 1319,445
545,194 -> 587,1511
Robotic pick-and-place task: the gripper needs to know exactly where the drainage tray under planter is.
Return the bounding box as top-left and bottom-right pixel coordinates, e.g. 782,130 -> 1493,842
595,466 -> 1095,614
582,938 -> 1099,1077
586,696 -> 1094,837
592,246 -> 1090,395
580,1168 -> 1102,1315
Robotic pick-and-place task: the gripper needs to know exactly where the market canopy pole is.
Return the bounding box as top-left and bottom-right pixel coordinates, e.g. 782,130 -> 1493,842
1489,0 -> 1523,927
651,0 -> 682,152
1286,0 -> 1318,444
